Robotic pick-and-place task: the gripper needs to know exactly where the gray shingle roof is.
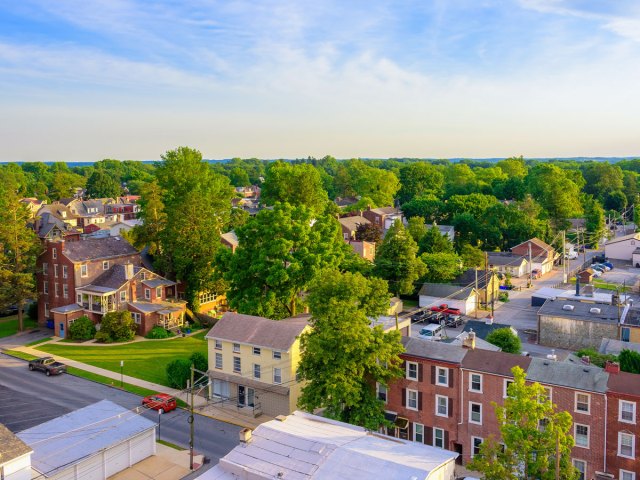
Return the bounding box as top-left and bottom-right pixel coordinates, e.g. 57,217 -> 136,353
0,423 -> 31,463
462,320 -> 514,340
401,337 -> 468,364
485,252 -> 527,267
338,215 -> 371,232
452,268 -> 493,289
461,349 -> 532,377
418,283 -> 475,300
205,312 -> 310,351
526,357 -> 609,393
142,278 -> 175,288
537,299 -> 620,324
63,237 -> 138,262
90,265 -> 142,290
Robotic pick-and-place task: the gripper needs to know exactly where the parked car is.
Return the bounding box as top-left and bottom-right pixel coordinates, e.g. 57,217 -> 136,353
429,303 -> 448,313
591,269 -> 603,278
28,357 -> 67,376
445,314 -> 464,328
411,310 -> 428,322
428,312 -> 445,324
0,305 -> 18,317
142,393 -> 177,414
418,324 -> 444,341
531,269 -> 542,279
443,306 -> 461,315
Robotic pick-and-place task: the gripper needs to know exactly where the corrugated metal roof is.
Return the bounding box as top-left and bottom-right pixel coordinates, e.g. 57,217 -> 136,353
17,400 -> 155,477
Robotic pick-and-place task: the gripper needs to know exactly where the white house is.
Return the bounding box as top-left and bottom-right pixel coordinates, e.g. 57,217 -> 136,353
418,284 -> 477,315
109,219 -> 143,237
17,400 -> 156,480
604,233 -> 640,261
0,424 -> 32,480
199,410 -> 458,480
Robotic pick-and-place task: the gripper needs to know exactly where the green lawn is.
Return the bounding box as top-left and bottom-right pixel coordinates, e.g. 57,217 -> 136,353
36,335 -> 208,387
0,315 -> 38,338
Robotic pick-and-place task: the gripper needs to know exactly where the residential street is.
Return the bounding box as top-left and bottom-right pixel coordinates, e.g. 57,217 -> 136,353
0,353 -> 240,469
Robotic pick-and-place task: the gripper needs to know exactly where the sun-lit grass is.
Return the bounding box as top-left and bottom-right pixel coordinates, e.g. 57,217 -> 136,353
25,337 -> 52,347
37,334 -> 208,387
0,315 -> 38,338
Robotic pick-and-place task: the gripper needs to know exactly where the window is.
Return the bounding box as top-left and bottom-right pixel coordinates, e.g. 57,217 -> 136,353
471,437 -> 483,457
539,418 -> 549,432
470,402 -> 482,425
54,264 -> 58,278
140,272 -> 146,280
436,395 -> 448,417
575,393 -> 590,414
233,343 -> 240,353
215,353 -> 223,369
273,367 -> 282,384
43,262 -> 48,275
433,428 -> 444,448
102,261 -> 109,270
155,287 -> 161,298
81,264 -> 88,277
620,470 -> 636,480
120,291 -> 126,302
76,293 -> 82,304
470,373 -> 482,392
214,339 -> 222,350
504,379 -> 514,398
44,303 -> 49,317
406,389 -> 418,410
620,400 -> 636,423
63,284 -> 68,299
52,248 -> 57,259
131,312 -> 141,324
43,282 -> 48,295
273,350 -> 281,359
199,292 -> 217,304
414,423 -> 424,443
253,347 -> 261,356
144,288 -> 151,300
377,383 -> 387,402
575,424 -> 589,448
572,460 -> 586,480
233,357 -> 241,373
406,362 -> 418,380
619,432 -> 635,458
62,265 -> 68,278
436,367 -> 448,386
54,283 -> 59,297
253,364 -> 261,379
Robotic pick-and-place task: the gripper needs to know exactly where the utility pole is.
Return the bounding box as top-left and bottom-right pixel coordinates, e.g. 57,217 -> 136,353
581,229 -> 586,265
562,230 -> 567,283
474,268 -> 478,319
484,252 -> 489,309
528,241 -> 532,288
189,364 -> 195,471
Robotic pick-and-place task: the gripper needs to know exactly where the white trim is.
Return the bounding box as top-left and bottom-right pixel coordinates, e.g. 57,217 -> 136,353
574,423 -> 589,448
471,436 -> 483,458
575,392 -> 590,414
620,469 -> 636,480
619,400 -> 636,424
406,389 -> 419,411
436,366 -> 449,387
433,427 -> 444,448
469,372 -> 482,393
469,401 -> 482,425
406,361 -> 418,380
618,431 -> 635,459
435,394 -> 448,417
572,459 -> 586,480
413,423 -> 424,443
503,379 -> 514,398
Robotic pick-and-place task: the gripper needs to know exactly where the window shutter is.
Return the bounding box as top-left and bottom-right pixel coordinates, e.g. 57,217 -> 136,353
449,370 -> 454,388
426,427 -> 433,445
408,422 -> 413,440
401,360 -> 406,376
418,392 -> 423,411
431,365 -> 436,385
448,398 -> 453,417
418,363 -> 423,382
444,430 -> 450,450
402,388 -> 406,407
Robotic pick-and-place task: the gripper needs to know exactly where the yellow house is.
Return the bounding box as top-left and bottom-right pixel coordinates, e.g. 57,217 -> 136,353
205,312 -> 311,418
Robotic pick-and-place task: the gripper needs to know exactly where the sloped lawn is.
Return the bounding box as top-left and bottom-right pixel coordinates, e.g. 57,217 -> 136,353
36,332 -> 208,387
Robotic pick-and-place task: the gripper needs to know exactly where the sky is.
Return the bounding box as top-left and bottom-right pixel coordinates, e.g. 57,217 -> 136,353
1,0 -> 639,162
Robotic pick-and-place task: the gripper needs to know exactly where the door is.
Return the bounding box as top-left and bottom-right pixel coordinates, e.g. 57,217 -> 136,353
238,385 -> 245,407
237,386 -> 255,407
622,327 -> 631,342
59,322 -> 65,339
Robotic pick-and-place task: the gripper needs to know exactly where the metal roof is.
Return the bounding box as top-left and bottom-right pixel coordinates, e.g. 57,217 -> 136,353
526,357 -> 609,393
402,337 -> 468,364
141,278 -> 176,288
50,304 -> 84,314
17,400 -> 155,477
418,283 -> 475,300
537,298 -> 622,324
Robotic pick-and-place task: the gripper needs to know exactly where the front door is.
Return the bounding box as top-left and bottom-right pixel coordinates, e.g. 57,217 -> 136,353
59,322 -> 65,339
237,386 -> 255,408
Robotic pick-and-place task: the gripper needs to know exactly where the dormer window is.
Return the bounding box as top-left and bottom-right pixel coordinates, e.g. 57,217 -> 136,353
102,261 -> 109,270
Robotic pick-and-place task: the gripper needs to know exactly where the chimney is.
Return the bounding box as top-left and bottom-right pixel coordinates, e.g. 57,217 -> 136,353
581,356 -> 591,365
239,428 -> 252,443
463,331 -> 476,350
125,263 -> 134,280
605,361 -> 620,374
130,280 -> 137,302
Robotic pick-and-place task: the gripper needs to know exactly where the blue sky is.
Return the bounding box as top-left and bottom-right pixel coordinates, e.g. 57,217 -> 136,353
1,0 -> 639,161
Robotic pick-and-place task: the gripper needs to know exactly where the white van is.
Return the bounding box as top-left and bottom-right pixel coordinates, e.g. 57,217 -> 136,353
418,324 -> 444,341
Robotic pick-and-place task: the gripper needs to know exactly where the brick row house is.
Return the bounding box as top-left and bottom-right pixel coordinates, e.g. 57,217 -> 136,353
36,237 -> 186,338
384,336 -> 640,479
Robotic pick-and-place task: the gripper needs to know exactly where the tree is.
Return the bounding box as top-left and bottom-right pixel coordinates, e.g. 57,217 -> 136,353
373,219 -> 426,296
527,164 -> 583,229
132,181 -> 166,256
297,269 -> 404,430
604,190 -> 627,212
459,244 -> 485,268
622,171 -> 639,207
0,180 -> 41,332
406,216 -> 427,243
583,195 -> 605,248
85,169 -> 121,198
443,163 -> 479,197
355,222 -> 383,243
337,159 -> 400,207
496,156 -> 528,178
486,328 -> 521,354
420,252 -> 463,283
401,194 -> 446,222
419,224 -> 454,254
49,171 -> 85,200
468,366 -> 578,480
581,162 -> 623,200
397,162 -> 444,204
228,167 -> 250,187
219,203 -> 350,319
619,349 -> 640,374
166,358 -> 191,388
95,311 -> 136,343
261,161 -> 329,214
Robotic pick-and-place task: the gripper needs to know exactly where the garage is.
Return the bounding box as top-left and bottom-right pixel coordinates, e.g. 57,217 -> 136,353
17,400 -> 156,480
418,284 -> 477,315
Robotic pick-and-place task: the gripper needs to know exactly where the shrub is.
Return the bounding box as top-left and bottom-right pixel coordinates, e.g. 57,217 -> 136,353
619,349 -> 640,374
166,359 -> 191,389
146,326 -> 170,339
190,351 -> 208,385
96,311 -> 136,343
498,292 -> 509,302
68,316 -> 96,340
486,327 -> 521,354
27,302 -> 38,320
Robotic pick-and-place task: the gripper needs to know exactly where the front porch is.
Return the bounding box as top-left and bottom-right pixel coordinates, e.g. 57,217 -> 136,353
76,286 -> 118,314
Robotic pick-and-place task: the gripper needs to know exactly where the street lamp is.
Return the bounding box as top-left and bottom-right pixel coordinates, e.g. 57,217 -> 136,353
120,360 -> 124,388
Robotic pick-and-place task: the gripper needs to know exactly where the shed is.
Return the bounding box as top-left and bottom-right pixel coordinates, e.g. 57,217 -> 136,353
418,284 -> 477,315
17,400 -> 156,480
604,233 -> 640,261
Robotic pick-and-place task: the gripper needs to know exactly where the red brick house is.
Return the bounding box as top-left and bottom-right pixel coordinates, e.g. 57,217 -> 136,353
37,237 -> 185,337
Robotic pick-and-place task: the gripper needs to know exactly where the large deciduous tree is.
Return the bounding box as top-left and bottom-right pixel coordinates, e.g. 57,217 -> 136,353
260,161 -> 328,214
336,159 -> 400,207
397,162 -> 444,204
373,219 -> 425,296
219,203 -> 349,319
420,252 -> 463,283
297,269 -> 404,430
468,366 -> 578,480
527,164 -> 582,230
419,224 -> 454,254
85,168 -> 121,199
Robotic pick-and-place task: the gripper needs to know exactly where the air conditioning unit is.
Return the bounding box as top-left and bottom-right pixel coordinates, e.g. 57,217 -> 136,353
562,305 -> 574,311
589,307 -> 601,314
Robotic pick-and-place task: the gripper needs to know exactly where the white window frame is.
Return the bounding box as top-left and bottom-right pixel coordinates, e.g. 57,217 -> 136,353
469,372 -> 482,393
43,282 -> 48,295
81,264 -> 88,278
54,283 -> 59,297
572,459 -> 586,480
44,303 -> 49,317
435,394 -> 448,417
469,402 -> 482,425
406,361 -> 418,380
273,350 -> 282,359
273,367 -> 282,384
233,343 -> 240,353
376,383 -> 387,403
52,248 -> 57,259
233,356 -> 241,373
62,265 -> 68,278
54,264 -> 58,278
406,389 -> 418,411
620,470 -> 636,480
618,432 -> 635,459
413,423 -> 424,443
620,400 -> 636,424
574,424 -> 589,448
214,353 -> 222,369
144,288 -> 151,300
131,312 -> 141,324
436,366 -> 449,386
214,339 -> 222,350
253,347 -> 261,356
471,437 -> 483,458
43,262 -> 48,275
120,291 -> 126,302
156,287 -> 162,298
575,392 -> 590,414
433,427 -> 444,448
253,364 -> 261,379
76,293 -> 82,304
503,379 -> 514,398
63,284 -> 68,299
102,261 -> 109,270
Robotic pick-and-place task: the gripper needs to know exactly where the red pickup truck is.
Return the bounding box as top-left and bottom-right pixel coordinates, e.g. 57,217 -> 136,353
429,304 -> 462,316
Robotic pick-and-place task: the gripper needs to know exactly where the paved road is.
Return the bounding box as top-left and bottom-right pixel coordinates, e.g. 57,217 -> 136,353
0,353 -> 240,466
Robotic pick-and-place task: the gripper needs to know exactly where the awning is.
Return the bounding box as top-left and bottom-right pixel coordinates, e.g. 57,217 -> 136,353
395,416 -> 409,430
384,411 -> 397,423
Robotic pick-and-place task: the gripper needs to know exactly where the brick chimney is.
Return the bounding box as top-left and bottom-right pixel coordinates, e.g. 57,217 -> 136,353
463,331 -> 476,349
581,356 -> 590,365
130,280 -> 136,302
124,263 -> 134,280
605,361 -> 620,374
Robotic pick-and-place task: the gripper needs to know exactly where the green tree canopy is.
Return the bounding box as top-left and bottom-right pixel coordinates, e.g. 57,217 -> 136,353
336,159 -> 400,207
619,349 -> 640,374
397,162 -> 444,204
261,161 -> 329,214
401,194 -> 446,222
406,216 -> 427,243
486,327 -> 521,354
419,252 -> 463,283
496,156 -> 528,178
419,224 -> 454,254
527,164 -> 583,229
85,168 -> 121,199
297,269 -> 404,430
581,162 -> 623,200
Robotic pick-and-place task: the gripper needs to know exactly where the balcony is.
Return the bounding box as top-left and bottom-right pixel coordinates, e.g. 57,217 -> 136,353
77,290 -> 117,314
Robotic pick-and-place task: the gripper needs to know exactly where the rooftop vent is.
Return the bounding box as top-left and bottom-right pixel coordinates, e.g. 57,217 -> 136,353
562,305 -> 575,311
589,307 -> 601,314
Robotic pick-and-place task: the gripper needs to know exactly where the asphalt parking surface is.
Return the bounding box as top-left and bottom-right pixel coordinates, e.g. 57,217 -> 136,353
0,383 -> 71,432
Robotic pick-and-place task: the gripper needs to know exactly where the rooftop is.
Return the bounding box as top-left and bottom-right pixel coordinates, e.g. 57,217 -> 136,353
401,337 -> 468,364
604,232 -> 640,245
526,357 -> 609,393
599,338 -> 640,356
220,231 -> 239,248
607,370 -> 640,397
461,348 -> 532,377
206,312 -> 310,351
537,298 -> 623,324
0,423 -> 31,465
337,215 -> 371,231
485,252 -> 528,267
418,283 -> 475,300
452,268 -> 493,289
62,237 -> 138,262
462,320 -> 515,340
511,237 -> 555,252
90,264 -> 143,290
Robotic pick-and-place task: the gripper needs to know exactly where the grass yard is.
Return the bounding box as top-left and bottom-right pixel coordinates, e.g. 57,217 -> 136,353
569,277 -> 630,292
37,334 -> 208,387
0,315 -> 38,338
